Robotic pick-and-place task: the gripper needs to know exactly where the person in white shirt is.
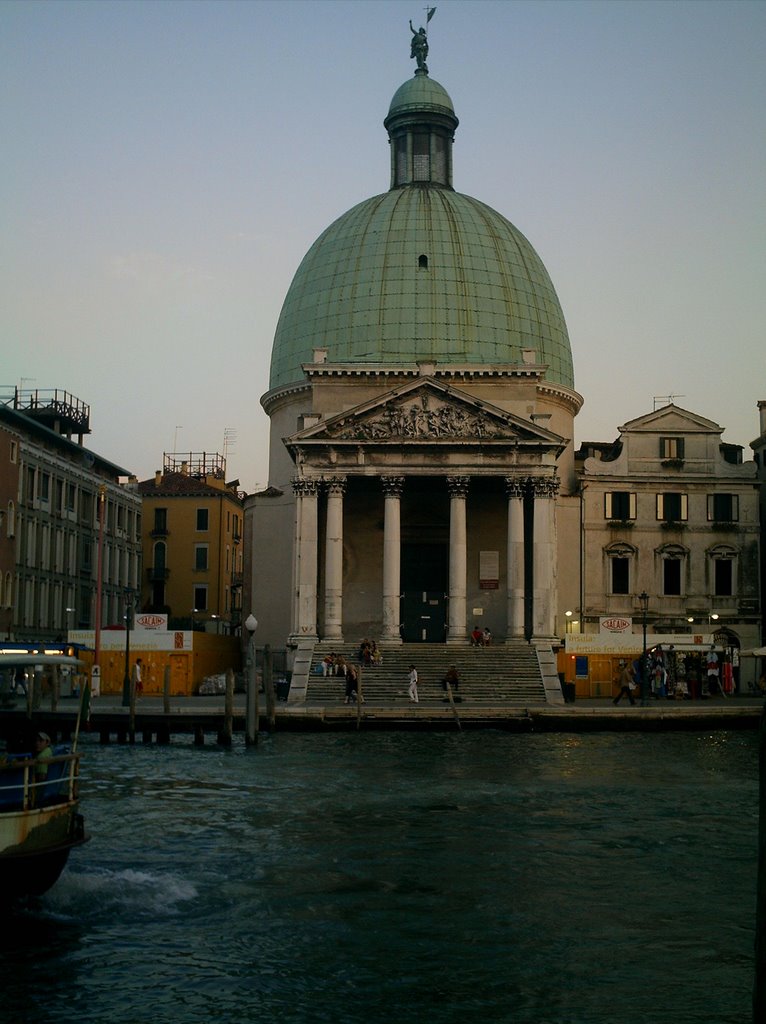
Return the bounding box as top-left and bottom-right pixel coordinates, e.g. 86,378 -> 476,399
408,665 -> 419,703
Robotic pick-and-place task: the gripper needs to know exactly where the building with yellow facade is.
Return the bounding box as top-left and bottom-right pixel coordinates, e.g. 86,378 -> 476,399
138,453 -> 244,635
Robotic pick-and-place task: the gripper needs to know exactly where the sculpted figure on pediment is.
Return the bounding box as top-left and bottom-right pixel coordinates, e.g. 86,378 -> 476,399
326,394 -> 516,442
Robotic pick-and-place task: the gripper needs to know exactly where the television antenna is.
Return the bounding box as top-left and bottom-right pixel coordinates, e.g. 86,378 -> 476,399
653,394 -> 685,410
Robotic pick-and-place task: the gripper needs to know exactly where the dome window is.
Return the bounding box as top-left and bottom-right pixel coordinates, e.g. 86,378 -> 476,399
418,254 -> 429,269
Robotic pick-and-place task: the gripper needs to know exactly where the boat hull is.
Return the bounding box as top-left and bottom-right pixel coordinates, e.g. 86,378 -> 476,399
0,801 -> 88,900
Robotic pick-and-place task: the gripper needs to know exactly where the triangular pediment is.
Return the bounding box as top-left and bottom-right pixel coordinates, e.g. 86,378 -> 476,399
621,404 -> 722,435
288,377 -> 564,447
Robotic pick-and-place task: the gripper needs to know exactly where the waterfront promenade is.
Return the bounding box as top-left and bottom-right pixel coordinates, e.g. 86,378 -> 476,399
2,690 -> 762,741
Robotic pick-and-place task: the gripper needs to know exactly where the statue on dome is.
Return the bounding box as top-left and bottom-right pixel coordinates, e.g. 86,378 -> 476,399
410,8 -> 435,72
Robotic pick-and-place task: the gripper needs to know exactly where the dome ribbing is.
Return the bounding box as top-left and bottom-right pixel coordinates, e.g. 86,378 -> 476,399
267,69 -> 574,393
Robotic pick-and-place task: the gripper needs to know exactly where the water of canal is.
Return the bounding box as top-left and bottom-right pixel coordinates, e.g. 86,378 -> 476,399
0,730 -> 758,1024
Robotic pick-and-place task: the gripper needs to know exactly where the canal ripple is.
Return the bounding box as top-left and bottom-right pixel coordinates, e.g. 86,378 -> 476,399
0,730 -> 757,1024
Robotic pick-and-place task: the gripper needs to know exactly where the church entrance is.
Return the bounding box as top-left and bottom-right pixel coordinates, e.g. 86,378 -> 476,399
400,542 -> 447,642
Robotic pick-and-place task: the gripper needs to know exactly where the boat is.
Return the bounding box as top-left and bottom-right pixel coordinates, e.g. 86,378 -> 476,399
0,653 -> 89,901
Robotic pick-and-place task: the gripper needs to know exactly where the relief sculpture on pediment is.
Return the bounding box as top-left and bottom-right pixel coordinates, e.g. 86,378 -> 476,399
326,394 -> 515,441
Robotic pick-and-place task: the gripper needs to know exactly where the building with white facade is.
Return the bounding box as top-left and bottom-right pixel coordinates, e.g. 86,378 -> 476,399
243,37 -> 762,697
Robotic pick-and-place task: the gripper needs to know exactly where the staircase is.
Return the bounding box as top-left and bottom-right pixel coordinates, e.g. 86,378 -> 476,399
304,641 -> 553,705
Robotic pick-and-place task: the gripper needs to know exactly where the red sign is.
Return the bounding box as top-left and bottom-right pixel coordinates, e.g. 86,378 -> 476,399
600,616 -> 631,633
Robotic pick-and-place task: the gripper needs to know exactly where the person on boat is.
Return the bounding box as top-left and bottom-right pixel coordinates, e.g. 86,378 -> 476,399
34,732 -> 53,780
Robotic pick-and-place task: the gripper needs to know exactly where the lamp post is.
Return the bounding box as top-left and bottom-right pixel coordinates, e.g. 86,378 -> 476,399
638,591 -> 649,706
245,613 -> 258,747
122,588 -> 134,707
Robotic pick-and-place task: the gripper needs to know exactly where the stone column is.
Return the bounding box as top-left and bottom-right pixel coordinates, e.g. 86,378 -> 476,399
291,478 -> 319,641
446,476 -> 469,644
323,476 -> 346,641
505,476 -> 527,639
381,476 -> 404,644
531,475 -> 560,641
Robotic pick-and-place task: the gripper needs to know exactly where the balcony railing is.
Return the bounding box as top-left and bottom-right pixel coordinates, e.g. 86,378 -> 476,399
147,567 -> 170,582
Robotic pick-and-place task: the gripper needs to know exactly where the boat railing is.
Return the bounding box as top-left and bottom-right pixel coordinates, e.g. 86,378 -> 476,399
0,749 -> 82,812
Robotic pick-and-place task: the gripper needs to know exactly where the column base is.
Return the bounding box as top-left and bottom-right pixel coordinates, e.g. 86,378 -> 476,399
446,635 -> 468,645
287,632 -> 318,647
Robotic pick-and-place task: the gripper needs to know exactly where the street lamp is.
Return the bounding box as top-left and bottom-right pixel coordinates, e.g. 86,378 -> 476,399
245,613 -> 259,746
638,591 -> 650,706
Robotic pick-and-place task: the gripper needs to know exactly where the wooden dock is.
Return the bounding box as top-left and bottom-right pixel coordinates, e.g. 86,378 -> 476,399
1,694 -> 762,743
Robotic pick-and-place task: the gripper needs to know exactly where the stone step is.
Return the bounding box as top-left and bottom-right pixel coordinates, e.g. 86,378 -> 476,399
307,640 -> 548,703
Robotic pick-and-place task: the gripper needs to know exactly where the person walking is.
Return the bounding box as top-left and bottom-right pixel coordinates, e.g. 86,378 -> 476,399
133,658 -> 144,696
344,664 -> 359,704
613,661 -> 636,705
408,664 -> 419,703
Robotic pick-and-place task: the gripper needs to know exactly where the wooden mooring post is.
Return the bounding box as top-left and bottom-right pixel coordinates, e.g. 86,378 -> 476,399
163,664 -> 171,715
445,681 -> 462,731
755,704 -> 766,1021
217,669 -> 234,746
245,632 -> 258,747
262,643 -> 274,733
51,665 -> 59,714
264,645 -> 276,731
356,664 -> 363,730
128,670 -> 137,744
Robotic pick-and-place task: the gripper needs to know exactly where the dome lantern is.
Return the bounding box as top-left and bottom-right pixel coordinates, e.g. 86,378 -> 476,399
384,69 -> 458,190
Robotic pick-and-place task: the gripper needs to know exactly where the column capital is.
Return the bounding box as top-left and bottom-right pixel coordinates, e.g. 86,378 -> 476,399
446,475 -> 470,498
381,475 -> 405,497
292,477 -> 320,497
504,475 -> 527,499
528,475 -> 560,499
324,475 -> 347,496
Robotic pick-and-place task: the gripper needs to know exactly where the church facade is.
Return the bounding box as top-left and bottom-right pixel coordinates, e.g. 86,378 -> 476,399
246,55 -> 583,656
244,44 -> 761,686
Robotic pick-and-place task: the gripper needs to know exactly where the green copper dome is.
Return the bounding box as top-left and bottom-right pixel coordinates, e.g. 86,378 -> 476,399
386,74 -> 456,122
268,72 -> 574,393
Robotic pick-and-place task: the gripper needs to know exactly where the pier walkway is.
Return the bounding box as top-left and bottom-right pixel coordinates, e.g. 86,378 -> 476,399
1,692 -> 762,742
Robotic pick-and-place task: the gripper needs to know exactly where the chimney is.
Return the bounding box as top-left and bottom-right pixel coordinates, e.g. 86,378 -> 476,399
154,470 -> 162,487
758,400 -> 766,438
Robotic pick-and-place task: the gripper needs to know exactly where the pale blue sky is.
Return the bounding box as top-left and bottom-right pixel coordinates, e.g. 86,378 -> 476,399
2,0 -> 764,490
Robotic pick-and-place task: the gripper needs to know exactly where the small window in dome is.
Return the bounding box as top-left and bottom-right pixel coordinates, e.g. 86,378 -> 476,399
418,254 -> 429,269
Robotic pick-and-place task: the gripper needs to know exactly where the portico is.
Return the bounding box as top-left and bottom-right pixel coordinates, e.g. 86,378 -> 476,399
285,374 -> 567,646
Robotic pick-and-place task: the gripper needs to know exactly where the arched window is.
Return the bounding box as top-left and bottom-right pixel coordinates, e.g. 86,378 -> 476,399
153,541 -> 166,571
418,254 -> 429,269
656,543 -> 688,597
